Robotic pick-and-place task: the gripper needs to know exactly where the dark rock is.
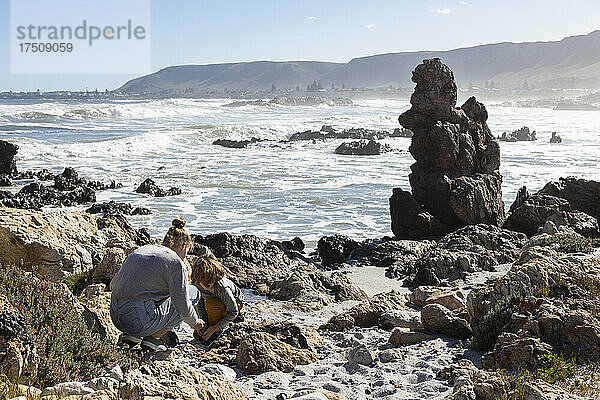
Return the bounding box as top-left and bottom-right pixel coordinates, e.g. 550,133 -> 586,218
288,130 -> 326,141
390,128 -> 413,138
550,132 -> 562,143
539,177 -> 600,222
0,174 -> 12,187
135,178 -> 182,197
499,126 -> 537,142
509,186 -> 529,213
334,140 -> 391,155
289,127 -> 395,142
320,125 -> 335,133
317,234 -> 360,267
54,167 -> 80,191
86,201 -> 151,216
404,224 -> 527,287
389,188 -> 452,239
281,237 -> 305,252
504,192 -> 599,237
12,168 -> 54,181
351,237 -> 435,271
1,182 -> 96,209
391,59 -> 505,239
0,140 -> 18,175
213,137 -> 262,149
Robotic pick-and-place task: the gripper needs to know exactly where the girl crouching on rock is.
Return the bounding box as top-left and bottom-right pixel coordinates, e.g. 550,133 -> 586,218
191,252 -> 244,344
110,218 -> 205,352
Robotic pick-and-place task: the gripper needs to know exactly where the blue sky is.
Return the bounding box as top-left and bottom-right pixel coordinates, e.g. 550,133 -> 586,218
1,0 -> 599,91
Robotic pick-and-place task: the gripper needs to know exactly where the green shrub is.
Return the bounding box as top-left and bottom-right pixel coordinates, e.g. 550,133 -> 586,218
471,293 -> 524,350
0,265 -> 139,388
535,353 -> 576,383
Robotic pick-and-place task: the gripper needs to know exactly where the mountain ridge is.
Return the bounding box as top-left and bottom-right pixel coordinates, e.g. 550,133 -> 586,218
118,30 -> 600,94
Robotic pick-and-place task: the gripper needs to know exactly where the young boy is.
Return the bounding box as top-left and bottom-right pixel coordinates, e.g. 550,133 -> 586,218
191,254 -> 244,344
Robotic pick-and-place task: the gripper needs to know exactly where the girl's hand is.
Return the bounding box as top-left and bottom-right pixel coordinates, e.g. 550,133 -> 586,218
201,325 -> 221,340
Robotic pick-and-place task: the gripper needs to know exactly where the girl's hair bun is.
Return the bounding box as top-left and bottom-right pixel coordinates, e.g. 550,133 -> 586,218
172,217 -> 187,229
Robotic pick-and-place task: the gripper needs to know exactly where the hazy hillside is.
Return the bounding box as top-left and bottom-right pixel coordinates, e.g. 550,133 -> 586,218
118,30 -> 600,94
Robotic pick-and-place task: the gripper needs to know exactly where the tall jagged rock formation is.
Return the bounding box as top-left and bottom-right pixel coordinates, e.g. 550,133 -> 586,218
390,58 -> 505,238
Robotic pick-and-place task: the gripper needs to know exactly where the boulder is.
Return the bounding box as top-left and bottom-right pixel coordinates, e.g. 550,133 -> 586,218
1,182 -> 96,209
539,177 -> 600,222
379,309 -> 422,330
421,304 -> 471,339
346,345 -> 374,365
0,208 -> 148,281
409,286 -> 465,311
119,360 -> 247,399
334,140 -> 391,155
350,237 -> 435,271
317,234 -> 360,267
391,59 -> 505,239
403,224 -> 527,286
389,188 -> 452,239
504,192 -> 599,237
321,291 -> 406,331
481,334 -> 553,371
0,294 -> 37,384
78,284 -> 120,344
281,237 -> 305,252
389,327 -> 434,346
0,140 -> 18,175
499,126 -> 537,142
135,178 -> 181,197
236,331 -> 318,374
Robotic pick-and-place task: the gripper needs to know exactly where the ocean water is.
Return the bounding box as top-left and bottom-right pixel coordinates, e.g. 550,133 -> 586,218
0,98 -> 598,247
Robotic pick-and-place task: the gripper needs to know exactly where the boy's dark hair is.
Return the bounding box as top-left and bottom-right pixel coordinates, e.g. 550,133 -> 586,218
191,255 -> 226,286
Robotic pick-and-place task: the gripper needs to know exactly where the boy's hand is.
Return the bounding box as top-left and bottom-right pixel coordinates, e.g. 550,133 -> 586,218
192,319 -> 206,340
201,325 -> 221,340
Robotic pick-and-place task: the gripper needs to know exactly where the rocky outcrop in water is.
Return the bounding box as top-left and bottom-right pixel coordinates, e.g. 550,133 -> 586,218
289,126 -> 394,142
499,126 -> 537,142
213,138 -> 263,148
334,140 -> 391,155
0,140 -> 18,175
86,201 -> 151,216
550,132 -> 562,143
135,178 -> 182,197
390,58 -> 505,239
192,232 -> 366,310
